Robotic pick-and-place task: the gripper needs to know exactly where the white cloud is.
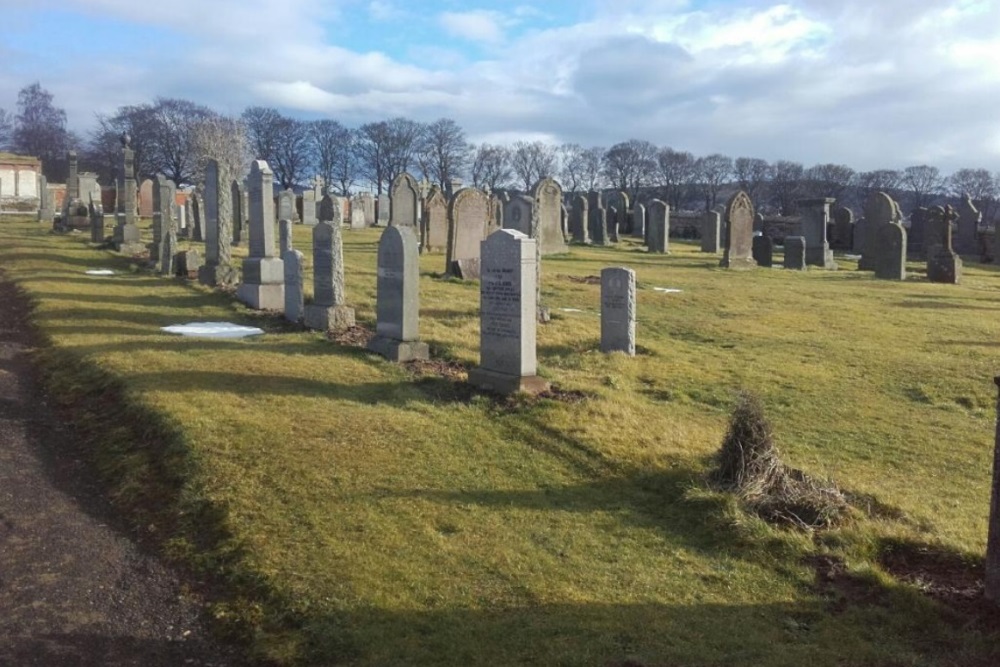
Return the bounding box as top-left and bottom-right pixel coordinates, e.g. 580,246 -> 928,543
439,10 -> 507,44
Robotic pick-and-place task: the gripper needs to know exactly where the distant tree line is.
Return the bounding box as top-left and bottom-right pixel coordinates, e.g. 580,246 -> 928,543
1,82 -> 998,221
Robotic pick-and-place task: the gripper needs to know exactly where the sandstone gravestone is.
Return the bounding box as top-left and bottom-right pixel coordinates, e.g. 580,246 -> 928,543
421,186 -> 448,253
721,191 -> 757,270
468,229 -> 548,395
368,225 -> 429,362
302,190 -> 317,226
860,192 -> 900,271
570,195 -> 589,244
797,197 -> 837,269
926,205 -> 962,284
752,234 -> 773,267
350,201 -> 366,229
199,159 -> 237,287
874,218 -> 907,281
701,211 -> 722,254
446,187 -> 490,277
237,160 -> 285,310
278,189 -> 297,224
632,204 -> 646,239
646,200 -> 669,253
138,179 -> 153,217
600,267 -> 636,356
532,178 -> 568,255
303,196 -> 355,330
783,236 -> 806,270
283,249 -> 305,323
390,173 -> 419,227
955,194 -> 980,256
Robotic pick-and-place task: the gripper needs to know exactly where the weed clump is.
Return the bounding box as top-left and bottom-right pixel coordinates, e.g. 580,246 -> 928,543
710,391 -> 848,529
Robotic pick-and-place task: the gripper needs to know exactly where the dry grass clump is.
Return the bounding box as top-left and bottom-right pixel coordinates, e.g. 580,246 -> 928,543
710,391 -> 848,529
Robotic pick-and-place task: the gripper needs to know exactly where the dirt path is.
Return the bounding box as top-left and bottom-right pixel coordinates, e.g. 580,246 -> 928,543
0,275 -> 250,666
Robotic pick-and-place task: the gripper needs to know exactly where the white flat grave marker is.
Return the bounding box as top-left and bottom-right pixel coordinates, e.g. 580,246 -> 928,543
653,287 -> 683,293
161,322 -> 264,339
85,269 -> 116,276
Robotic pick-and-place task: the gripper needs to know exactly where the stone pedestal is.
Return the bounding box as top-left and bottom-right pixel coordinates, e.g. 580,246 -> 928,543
238,257 -> 285,310
303,304 -> 355,331
368,337 -> 429,362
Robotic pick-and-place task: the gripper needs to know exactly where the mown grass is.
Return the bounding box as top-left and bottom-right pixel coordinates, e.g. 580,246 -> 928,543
1,216 -> 999,666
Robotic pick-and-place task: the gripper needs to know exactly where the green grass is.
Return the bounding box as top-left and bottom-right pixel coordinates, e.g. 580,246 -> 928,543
2,217 -> 999,666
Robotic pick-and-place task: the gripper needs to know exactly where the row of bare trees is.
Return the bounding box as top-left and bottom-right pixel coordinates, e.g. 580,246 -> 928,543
1,83 -> 998,219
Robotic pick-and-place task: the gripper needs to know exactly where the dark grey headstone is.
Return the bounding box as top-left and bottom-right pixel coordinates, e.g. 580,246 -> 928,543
647,200 -> 669,253
752,235 -> 773,267
369,226 -> 429,361
783,236 -> 806,271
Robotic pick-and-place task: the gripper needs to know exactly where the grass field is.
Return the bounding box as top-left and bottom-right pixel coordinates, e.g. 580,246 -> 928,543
1,216 -> 999,666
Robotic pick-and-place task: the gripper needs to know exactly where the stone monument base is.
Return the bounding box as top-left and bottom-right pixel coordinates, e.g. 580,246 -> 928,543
367,336 -> 429,362
806,247 -> 838,270
303,304 -> 355,331
467,368 -> 550,396
198,263 -> 237,287
720,257 -> 757,270
237,283 -> 285,311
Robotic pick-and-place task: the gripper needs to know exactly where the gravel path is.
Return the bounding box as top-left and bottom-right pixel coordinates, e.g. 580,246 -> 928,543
0,274 -> 251,667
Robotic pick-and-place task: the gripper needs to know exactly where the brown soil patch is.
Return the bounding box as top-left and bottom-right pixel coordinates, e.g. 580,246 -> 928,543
805,554 -> 890,613
403,358 -> 469,381
327,324 -> 375,347
561,274 -> 601,285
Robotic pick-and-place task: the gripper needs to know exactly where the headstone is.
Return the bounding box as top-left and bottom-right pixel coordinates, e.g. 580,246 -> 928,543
874,218 -> 907,281
175,249 -> 203,279
377,193 -> 390,225
198,159 -> 236,286
608,206 -> 620,242
113,134 -> 143,254
138,179 -> 154,217
319,194 -> 340,225
446,187 -> 490,278
600,267 -> 636,356
283,249 -> 305,323
986,375 -> 1000,602
797,197 -> 837,269
570,195 -> 590,244
89,198 -> 104,243
467,229 -> 549,395
67,151 -> 79,202
753,212 -> 765,233
503,195 -> 533,235
191,193 -> 203,242
860,192 -> 900,271
303,196 -> 355,330
909,207 -> 927,258
160,226 -> 176,277
279,219 -> 294,256
237,160 -> 285,310
752,235 -> 773,267
490,193 -> 505,235
612,192 -> 630,236
150,174 -> 174,269
783,236 -> 806,270
368,226 -> 429,361
832,206 -> 854,251
231,181 -> 245,245
421,186 -> 448,253
278,189 -> 297,224
720,191 -> 757,270
587,191 -> 608,246
302,190 -> 317,226
390,173 -> 419,227
632,204 -> 646,239
37,174 -> 53,222
350,203 -> 366,229
853,217 -> 868,255
701,211 -> 722,253
646,200 -> 669,253
926,205 -> 962,284
359,193 -> 375,224
955,194 -> 981,255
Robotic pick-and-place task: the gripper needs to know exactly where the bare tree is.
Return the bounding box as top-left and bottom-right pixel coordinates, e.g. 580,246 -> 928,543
857,169 -> 902,204
330,130 -> 360,197
949,168 -> 999,222
803,163 -> 855,200
657,147 -> 697,210
270,116 -> 311,189
356,118 -> 423,194
696,153 -> 733,210
310,119 -> 354,195
190,114 -> 249,186
0,108 -> 12,151
88,104 -> 159,181
241,106 -> 284,165
602,139 -> 658,202
510,140 -> 557,191
768,160 -> 805,215
384,117 -> 424,186
471,143 -> 512,191
733,157 -> 771,210
902,165 -> 943,209
416,118 -> 469,190
12,82 -> 75,180
150,97 -> 214,185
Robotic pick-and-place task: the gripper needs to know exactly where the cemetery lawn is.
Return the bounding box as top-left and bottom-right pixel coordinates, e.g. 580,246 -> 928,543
2,217 -> 1000,666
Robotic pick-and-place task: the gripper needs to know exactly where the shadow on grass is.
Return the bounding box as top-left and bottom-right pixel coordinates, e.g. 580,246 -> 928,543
895,300 -> 1000,311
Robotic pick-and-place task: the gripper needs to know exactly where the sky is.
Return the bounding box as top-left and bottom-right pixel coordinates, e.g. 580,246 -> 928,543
0,0 -> 998,173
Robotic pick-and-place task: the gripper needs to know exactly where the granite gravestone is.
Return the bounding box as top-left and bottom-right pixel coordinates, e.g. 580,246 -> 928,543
860,192 -> 899,271
926,205 -> 962,284
701,211 -> 721,253
390,173 -> 419,227
587,191 -> 608,246
955,195 -> 981,256
783,236 -> 806,270
421,186 -> 448,253
283,249 -> 305,323
302,190 -> 317,226
377,194 -> 390,226
503,195 -> 533,235
368,225 -> 429,362
150,174 -> 174,270
832,205 -> 854,251
88,197 -> 104,243
303,196 -> 355,330
600,267 -> 636,356
752,234 -> 773,267
237,160 -> 285,310
797,197 -> 837,269
721,191 -> 757,270
113,134 -> 143,254
232,181 -> 246,245
646,200 -> 669,253
607,206 -> 619,242
532,178 -> 568,255
632,204 -> 646,239
199,158 -> 237,286
874,213 -> 907,281
571,195 -> 589,244
467,229 -> 548,395
191,193 -> 203,242
279,219 -> 294,256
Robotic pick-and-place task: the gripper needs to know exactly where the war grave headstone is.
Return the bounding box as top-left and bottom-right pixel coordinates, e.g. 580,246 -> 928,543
198,159 -> 236,286
571,194 -> 590,244
587,191 -> 609,246
303,196 -> 355,330
647,200 -> 669,253
368,225 -> 429,361
390,173 -> 419,228
701,210 -> 722,253
721,191 -> 757,270
467,229 -> 548,395
784,236 -> 806,270
302,190 -> 317,226
797,197 -> 837,269
926,205 -> 962,284
446,187 -> 490,278
955,195 -> 981,256
860,192 -> 900,271
752,234 -> 773,267
283,249 -> 305,323
600,267 -> 636,356
237,160 -> 285,310
504,195 -> 533,235
533,178 -> 568,255
632,204 -> 646,239
832,205 -> 854,251
421,186 -> 448,253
